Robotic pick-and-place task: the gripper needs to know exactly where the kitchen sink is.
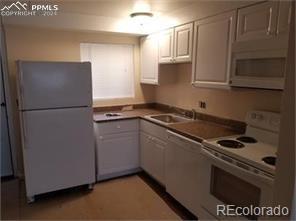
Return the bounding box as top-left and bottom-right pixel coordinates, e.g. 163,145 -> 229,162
145,114 -> 192,125
104,113 -> 122,117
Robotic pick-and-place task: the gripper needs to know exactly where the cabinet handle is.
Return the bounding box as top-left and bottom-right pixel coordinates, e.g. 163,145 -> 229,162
99,136 -> 103,140
266,29 -> 274,35
116,125 -> 121,129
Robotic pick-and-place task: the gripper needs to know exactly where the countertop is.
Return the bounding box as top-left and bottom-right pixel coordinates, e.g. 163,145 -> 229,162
166,121 -> 240,142
93,108 -> 166,122
93,108 -> 241,142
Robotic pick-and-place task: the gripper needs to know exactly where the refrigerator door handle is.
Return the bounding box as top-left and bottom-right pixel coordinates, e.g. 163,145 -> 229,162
21,115 -> 27,145
17,61 -> 24,109
20,78 -> 25,108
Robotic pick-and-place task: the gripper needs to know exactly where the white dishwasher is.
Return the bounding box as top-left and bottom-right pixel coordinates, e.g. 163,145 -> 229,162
166,130 -> 202,217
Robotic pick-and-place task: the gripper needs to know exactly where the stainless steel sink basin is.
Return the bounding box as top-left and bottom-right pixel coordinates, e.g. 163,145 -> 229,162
104,113 -> 122,117
145,114 -> 192,125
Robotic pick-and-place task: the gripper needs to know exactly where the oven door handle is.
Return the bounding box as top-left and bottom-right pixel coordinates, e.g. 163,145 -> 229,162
200,148 -> 274,185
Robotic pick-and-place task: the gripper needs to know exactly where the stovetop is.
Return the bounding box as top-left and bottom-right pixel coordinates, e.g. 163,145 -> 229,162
202,135 -> 277,175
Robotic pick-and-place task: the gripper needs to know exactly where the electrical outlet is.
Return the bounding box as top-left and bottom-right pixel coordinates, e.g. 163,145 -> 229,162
198,101 -> 206,109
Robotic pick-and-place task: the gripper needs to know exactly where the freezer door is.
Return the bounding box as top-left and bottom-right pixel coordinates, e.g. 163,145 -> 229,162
21,107 -> 95,196
17,61 -> 92,110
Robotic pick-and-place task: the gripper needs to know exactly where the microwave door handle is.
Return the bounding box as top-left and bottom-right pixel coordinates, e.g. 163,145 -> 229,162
200,148 -> 273,185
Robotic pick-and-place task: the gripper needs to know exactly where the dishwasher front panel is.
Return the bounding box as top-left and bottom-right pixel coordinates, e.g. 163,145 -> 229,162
166,130 -> 202,216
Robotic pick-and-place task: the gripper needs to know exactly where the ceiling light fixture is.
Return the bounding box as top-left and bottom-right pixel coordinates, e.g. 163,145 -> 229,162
130,11 -> 153,26
130,12 -> 153,18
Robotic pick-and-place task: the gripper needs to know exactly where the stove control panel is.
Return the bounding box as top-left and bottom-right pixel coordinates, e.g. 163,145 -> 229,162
246,111 -> 281,132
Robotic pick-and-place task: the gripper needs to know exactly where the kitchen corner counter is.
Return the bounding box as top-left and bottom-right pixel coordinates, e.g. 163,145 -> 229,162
93,108 -> 242,142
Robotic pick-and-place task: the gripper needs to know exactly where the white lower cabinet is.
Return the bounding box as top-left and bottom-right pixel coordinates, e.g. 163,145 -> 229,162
95,118 -> 203,218
140,132 -> 166,185
140,120 -> 167,185
94,119 -> 140,181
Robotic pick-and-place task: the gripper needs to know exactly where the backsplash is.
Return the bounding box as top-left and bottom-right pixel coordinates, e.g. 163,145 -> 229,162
155,63 -> 283,121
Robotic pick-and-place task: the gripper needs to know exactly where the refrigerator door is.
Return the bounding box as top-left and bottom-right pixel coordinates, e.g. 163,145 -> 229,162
17,61 -> 92,110
1,74 -> 13,177
21,107 -> 95,197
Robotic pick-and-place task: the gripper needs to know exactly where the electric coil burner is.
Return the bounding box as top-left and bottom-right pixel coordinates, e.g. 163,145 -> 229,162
237,136 -> 257,143
262,156 -> 276,166
217,140 -> 245,148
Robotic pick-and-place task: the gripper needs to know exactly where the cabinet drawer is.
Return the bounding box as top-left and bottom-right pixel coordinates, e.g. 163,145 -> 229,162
140,119 -> 167,141
96,119 -> 139,135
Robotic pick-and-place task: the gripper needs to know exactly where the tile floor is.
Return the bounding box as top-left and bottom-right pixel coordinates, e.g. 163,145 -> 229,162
1,173 -> 196,220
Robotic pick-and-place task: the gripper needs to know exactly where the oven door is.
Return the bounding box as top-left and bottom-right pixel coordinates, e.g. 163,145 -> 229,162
200,148 -> 274,220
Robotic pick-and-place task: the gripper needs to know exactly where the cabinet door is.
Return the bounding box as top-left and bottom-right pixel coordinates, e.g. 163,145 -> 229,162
277,1 -> 292,36
140,132 -> 165,184
158,29 -> 174,63
174,23 -> 193,63
237,1 -> 279,42
140,34 -> 159,84
97,132 -> 139,177
192,10 -> 236,88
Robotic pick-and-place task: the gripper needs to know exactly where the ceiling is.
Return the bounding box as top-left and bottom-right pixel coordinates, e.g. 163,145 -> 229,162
3,0 -> 252,35
56,0 -> 197,18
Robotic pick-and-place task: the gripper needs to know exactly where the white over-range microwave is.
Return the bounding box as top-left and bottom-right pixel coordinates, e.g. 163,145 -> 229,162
230,49 -> 287,90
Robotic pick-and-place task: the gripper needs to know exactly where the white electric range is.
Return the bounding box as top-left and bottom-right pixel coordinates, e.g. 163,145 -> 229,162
199,110 -> 281,220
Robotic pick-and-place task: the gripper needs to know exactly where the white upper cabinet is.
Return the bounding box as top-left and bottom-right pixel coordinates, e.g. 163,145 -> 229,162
192,10 -> 236,88
140,34 -> 159,85
159,23 -> 193,64
236,1 -> 279,42
277,1 -> 292,36
159,29 -> 174,63
174,23 -> 193,63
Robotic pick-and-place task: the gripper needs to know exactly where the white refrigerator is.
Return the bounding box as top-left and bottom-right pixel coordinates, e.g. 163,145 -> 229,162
16,61 -> 96,203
